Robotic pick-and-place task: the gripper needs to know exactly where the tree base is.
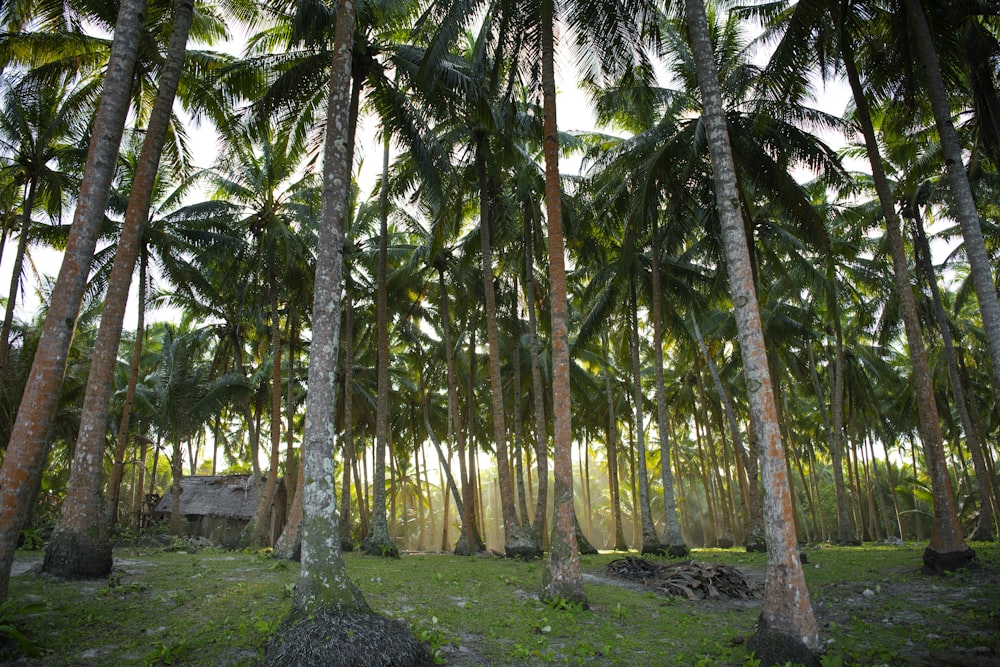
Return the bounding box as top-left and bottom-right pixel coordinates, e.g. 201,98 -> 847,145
264,609 -> 435,667
922,546 -> 978,575
836,539 -> 862,547
575,523 -> 598,556
664,543 -> 690,558
453,532 -> 485,556
340,538 -> 355,553
505,543 -> 543,561
640,543 -> 667,557
43,529 -> 113,579
967,522 -> 994,542
361,535 -> 400,558
747,617 -> 820,667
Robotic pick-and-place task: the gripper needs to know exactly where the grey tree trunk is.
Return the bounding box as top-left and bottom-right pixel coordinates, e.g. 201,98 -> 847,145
685,0 -> 819,662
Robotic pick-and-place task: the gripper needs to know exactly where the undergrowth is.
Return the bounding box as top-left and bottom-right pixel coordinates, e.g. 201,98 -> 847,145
2,541 -> 997,665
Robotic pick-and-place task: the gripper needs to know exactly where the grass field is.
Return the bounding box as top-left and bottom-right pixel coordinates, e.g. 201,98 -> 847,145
3,540 -> 998,666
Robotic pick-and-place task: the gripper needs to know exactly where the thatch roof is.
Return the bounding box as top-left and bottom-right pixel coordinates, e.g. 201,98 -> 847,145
153,475 -> 272,519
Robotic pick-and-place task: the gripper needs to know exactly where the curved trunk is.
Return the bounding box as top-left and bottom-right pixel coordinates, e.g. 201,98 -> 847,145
168,438 -> 185,536
691,315 -> 764,550
289,0 -> 367,614
649,215 -> 687,556
685,0 -> 819,660
830,311 -> 858,545
840,12 -> 970,570
538,6 -> 584,606
0,178 -> 37,367
106,252 -> 148,528
363,133 -> 396,558
0,0 -> 145,600
904,0 -> 1000,410
273,458 -> 304,561
910,206 -> 996,540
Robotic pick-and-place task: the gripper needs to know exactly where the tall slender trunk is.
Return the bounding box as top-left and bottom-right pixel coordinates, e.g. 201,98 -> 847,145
909,204 -> 996,540
0,179 -> 37,368
686,0 -> 818,660
903,0 -> 1000,408
288,0 -> 367,615
339,294 -> 355,549
106,252 -> 148,528
244,265 -> 284,548
475,136 -> 531,557
363,132 -> 396,557
4,0 -> 148,591
539,5 -> 584,606
649,216 -> 686,555
692,316 -> 764,550
524,215 -> 549,544
829,278 -> 858,545
604,352 -> 627,551
439,269 -> 483,555
628,277 -> 662,554
840,8 -> 971,571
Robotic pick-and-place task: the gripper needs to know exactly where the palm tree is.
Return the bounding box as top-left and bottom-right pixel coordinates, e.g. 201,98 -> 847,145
683,0 -> 819,663
263,1 -> 431,662
901,0 -> 1000,412
0,0 -> 147,603
44,0 -> 199,579
0,72 -> 86,372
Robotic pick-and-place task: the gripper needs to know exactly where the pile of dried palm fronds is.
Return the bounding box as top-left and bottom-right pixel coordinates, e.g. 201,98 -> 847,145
605,557 -> 760,600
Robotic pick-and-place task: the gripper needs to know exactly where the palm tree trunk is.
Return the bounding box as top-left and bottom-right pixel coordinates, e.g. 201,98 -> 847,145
0,0 -> 146,601
106,252 -> 148,528
0,178 -> 37,368
244,270 -> 283,548
363,132 -> 397,558
539,5 -> 584,606
339,294 -> 355,549
628,277 -> 663,554
524,215 -> 549,545
903,0 -> 1000,408
685,0 -> 819,659
691,316 -> 764,550
287,0 -> 368,616
475,136 -> 531,558
910,205 -> 996,540
649,216 -> 687,556
438,269 -> 483,555
604,353 -> 627,551
839,8 -> 971,571
273,457 -> 305,561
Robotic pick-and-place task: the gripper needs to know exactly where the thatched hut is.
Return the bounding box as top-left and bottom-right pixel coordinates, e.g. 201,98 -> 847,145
152,474 -> 287,548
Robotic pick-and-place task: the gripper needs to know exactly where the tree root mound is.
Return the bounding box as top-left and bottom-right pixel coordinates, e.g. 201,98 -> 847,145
265,609 -> 436,667
923,546 -> 978,575
43,531 -> 113,579
605,556 -> 759,600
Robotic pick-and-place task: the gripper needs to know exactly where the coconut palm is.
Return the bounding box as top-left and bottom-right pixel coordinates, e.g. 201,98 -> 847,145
682,0 -> 820,662
0,72 -> 87,372
44,0 -> 201,579
0,0 -> 147,603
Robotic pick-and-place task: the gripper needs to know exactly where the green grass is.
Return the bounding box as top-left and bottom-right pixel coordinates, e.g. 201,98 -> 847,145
4,541 -> 999,666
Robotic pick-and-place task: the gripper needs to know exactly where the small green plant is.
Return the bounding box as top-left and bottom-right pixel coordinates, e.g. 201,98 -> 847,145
411,616 -> 451,665
0,599 -> 43,658
544,595 -> 584,612
143,640 -> 190,666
